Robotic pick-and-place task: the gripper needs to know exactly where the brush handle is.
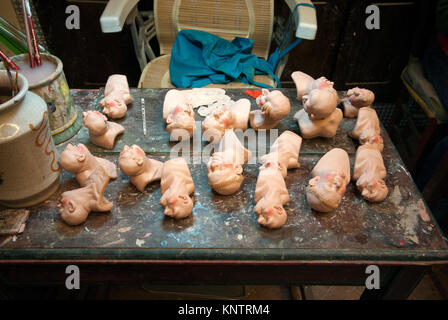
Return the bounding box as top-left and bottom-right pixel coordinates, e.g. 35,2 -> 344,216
21,0 -> 35,68
24,0 -> 41,66
0,49 -> 20,70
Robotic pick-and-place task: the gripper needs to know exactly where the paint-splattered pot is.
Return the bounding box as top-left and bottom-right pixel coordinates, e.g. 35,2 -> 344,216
0,71 -> 60,208
0,53 -> 82,144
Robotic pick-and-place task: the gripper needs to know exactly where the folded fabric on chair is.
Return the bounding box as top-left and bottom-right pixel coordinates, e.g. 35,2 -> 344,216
169,29 -> 280,88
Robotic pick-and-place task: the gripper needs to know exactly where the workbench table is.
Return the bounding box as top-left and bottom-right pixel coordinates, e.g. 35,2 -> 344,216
1,88 -> 447,300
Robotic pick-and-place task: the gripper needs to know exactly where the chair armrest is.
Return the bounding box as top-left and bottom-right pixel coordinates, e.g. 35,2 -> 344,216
100,0 -> 140,33
284,0 -> 317,40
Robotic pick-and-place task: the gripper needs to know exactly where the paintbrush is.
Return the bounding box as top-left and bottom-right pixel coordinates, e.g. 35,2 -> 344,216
140,82 -> 146,137
3,61 -> 15,98
0,49 -> 20,70
21,0 -> 35,68
24,0 -> 41,66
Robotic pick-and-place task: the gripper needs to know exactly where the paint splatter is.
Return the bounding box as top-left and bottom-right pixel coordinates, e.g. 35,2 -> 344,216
118,226 -> 132,233
136,238 -> 145,247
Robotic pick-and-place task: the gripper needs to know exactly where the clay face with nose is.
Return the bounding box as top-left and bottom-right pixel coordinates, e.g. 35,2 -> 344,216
257,205 -> 287,229
166,103 -> 196,139
59,144 -> 87,172
163,194 -> 194,219
83,111 -> 107,135
360,179 -> 388,202
118,145 -> 145,176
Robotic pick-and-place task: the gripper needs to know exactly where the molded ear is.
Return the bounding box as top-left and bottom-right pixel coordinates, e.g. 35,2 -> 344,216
257,215 -> 266,225
166,114 -> 173,124
82,111 -> 87,118
262,88 -> 269,96
76,153 -> 86,162
235,164 -> 243,175
160,195 -> 167,206
68,200 -> 75,213
136,158 -> 144,166
309,176 -> 320,187
362,188 -> 370,197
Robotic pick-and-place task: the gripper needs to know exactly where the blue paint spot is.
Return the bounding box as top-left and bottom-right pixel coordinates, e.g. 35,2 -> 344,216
160,240 -> 168,247
193,204 -> 207,214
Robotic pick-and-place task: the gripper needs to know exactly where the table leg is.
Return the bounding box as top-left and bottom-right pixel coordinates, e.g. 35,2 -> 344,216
360,266 -> 429,300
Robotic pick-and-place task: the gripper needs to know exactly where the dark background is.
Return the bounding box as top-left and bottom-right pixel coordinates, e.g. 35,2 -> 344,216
34,0 -> 430,101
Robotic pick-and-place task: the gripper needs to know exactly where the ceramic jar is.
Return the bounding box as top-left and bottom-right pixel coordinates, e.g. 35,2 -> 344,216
0,70 -> 60,207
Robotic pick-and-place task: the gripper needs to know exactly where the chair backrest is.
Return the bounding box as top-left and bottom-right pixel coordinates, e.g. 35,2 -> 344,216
154,0 -> 273,59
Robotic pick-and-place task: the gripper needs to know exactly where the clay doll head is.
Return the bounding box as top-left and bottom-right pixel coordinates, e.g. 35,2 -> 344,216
207,152 -> 244,195
202,106 -> 234,141
305,148 -> 350,212
59,143 -> 90,173
58,166 -> 113,225
347,87 -> 375,108
302,86 -> 338,120
357,179 -> 388,202
166,103 -> 196,140
118,144 -> 147,176
306,171 -> 347,212
82,111 -> 107,136
161,193 -> 194,219
250,89 -> 291,130
100,74 -> 133,119
257,205 -> 287,229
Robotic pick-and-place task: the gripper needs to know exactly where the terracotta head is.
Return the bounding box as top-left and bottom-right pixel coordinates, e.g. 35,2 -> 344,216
59,143 -> 89,172
202,106 -> 234,140
207,152 -> 244,195
257,205 -> 287,229
58,192 -> 90,226
162,193 -> 194,219
302,87 -> 338,119
358,179 -> 388,202
166,103 -> 195,139
306,171 -> 347,212
347,87 -> 375,107
256,89 -> 290,121
82,110 -> 108,135
118,145 -> 146,176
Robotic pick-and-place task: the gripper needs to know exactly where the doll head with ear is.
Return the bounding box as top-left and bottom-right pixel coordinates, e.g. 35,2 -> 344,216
82,110 -> 108,135
306,170 -> 347,212
160,192 -> 194,219
118,144 -> 147,176
166,103 -> 196,140
207,152 -> 244,195
257,205 -> 287,229
59,143 -> 89,173
358,179 -> 388,202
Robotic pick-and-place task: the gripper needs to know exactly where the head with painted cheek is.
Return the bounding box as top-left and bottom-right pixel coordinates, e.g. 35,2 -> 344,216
257,205 -> 287,229
166,103 -> 196,138
257,89 -> 290,120
306,171 -> 347,212
118,145 -> 146,176
202,106 -> 234,140
358,179 -> 388,202
361,134 -> 384,151
260,155 -> 287,177
307,76 -> 334,93
58,193 -> 89,226
60,143 -> 88,172
83,110 -> 108,135
347,87 -> 375,107
207,153 -> 244,195
163,193 -> 194,219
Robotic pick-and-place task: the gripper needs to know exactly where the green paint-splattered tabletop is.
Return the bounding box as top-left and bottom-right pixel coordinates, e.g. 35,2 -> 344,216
1,88 -> 447,263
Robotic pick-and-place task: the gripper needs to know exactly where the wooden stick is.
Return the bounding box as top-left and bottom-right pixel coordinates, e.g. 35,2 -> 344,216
21,0 -> 35,68
0,50 -> 20,70
24,0 -> 41,66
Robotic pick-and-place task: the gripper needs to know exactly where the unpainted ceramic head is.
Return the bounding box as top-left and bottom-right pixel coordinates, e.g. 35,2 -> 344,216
59,143 -> 117,186
207,152 -> 244,195
302,86 -> 338,120
346,87 -> 375,108
353,145 -> 388,202
58,166 -> 113,225
59,143 -> 90,173
160,158 -> 195,219
294,108 -> 343,139
82,110 -> 108,135
349,107 -> 383,150
82,110 -> 125,149
260,131 -> 302,177
258,89 -> 291,121
202,105 -> 234,141
118,144 -> 147,176
257,205 -> 287,229
166,103 -> 196,141
306,148 -> 350,212
100,74 -> 132,119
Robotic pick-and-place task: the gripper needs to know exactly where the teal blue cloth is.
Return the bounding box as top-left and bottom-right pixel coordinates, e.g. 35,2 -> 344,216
169,29 -> 280,88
